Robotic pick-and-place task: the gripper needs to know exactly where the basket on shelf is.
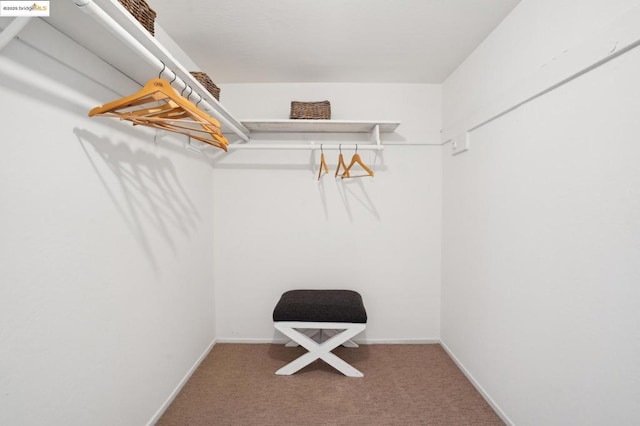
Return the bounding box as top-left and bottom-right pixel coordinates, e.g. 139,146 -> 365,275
190,72 -> 221,101
290,100 -> 331,120
118,0 -> 156,36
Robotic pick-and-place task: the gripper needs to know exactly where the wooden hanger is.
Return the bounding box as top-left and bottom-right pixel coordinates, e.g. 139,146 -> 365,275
129,87 -> 202,122
342,145 -> 374,178
124,99 -> 185,120
119,113 -> 228,150
334,145 -> 349,178
122,73 -> 193,121
123,97 -> 226,139
121,105 -> 224,136
121,113 -> 228,149
317,145 -> 329,180
89,77 -> 228,150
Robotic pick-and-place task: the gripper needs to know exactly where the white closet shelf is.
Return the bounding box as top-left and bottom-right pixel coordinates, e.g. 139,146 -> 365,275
241,120 -> 400,133
45,0 -> 249,140
226,120 -> 400,151
39,1 -> 399,149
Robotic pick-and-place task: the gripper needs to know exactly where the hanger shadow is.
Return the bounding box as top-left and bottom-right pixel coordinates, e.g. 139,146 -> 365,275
74,128 -> 203,272
335,178 -> 380,221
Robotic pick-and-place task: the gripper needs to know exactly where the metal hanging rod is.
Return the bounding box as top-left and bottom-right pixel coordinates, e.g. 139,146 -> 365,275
0,17 -> 33,52
227,144 -> 384,151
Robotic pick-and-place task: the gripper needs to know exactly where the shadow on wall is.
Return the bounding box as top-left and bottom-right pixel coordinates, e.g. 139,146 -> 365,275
316,177 -> 381,222
335,179 -> 380,221
74,128 -> 201,272
212,148 -> 384,222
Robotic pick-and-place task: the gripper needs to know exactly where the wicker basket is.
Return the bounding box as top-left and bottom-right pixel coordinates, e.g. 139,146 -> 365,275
290,100 -> 331,119
191,72 -> 221,101
118,0 -> 156,35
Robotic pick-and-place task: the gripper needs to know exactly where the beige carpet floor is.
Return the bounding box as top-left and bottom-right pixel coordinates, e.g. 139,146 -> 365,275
157,343 -> 504,425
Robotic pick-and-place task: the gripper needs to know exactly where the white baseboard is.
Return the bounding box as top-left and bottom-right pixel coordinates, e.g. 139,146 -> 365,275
146,338 -> 217,426
216,337 -> 440,345
216,337 -> 286,344
439,341 -> 513,426
363,338 -> 439,345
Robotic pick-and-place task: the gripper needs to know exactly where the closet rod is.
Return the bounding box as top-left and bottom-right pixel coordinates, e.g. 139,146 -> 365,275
227,144 -> 384,151
73,0 -> 250,142
0,17 -> 32,52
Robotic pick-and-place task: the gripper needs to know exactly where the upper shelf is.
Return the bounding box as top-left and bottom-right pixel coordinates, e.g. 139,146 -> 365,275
45,0 -> 249,139
241,120 -> 401,133
41,1 -> 399,145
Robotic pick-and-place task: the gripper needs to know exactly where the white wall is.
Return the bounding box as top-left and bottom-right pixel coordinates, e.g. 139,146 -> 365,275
0,21 -> 216,425
442,0 -> 640,130
212,83 -> 442,342
441,1 -> 640,424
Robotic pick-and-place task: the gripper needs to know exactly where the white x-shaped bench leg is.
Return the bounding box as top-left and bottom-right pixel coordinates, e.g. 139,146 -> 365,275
284,328 -> 359,348
284,328 -> 321,347
274,321 -> 366,377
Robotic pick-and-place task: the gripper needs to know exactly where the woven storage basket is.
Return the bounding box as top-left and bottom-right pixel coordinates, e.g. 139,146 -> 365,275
290,100 -> 331,119
118,0 -> 156,35
191,72 -> 221,101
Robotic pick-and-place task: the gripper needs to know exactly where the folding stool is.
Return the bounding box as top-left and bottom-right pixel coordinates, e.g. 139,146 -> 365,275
272,289 -> 367,377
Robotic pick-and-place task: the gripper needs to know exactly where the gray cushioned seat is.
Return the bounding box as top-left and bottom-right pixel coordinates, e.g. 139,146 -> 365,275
273,289 -> 367,323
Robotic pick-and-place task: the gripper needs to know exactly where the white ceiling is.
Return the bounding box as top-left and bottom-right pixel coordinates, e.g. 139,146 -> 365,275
151,0 -> 520,84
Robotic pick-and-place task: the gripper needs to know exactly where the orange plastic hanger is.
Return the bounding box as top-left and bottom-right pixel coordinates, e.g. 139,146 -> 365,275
342,145 -> 374,178
334,145 -> 349,178
317,145 -> 329,180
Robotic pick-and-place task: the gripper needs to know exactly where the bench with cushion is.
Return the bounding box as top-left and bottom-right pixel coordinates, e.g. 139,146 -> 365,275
272,289 -> 367,377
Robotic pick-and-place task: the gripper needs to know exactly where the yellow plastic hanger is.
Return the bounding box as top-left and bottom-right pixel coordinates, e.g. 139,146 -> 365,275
317,145 -> 329,180
342,145 -> 374,178
334,145 -> 349,178
89,77 -> 228,150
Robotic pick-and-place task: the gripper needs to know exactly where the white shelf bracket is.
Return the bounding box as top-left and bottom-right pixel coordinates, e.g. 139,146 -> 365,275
0,17 -> 32,52
371,124 -> 381,147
